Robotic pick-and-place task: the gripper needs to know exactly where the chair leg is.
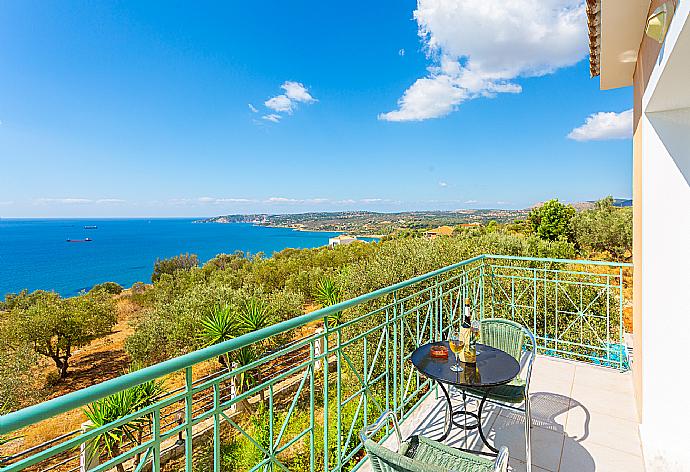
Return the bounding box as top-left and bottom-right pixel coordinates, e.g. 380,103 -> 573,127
524,396 -> 532,472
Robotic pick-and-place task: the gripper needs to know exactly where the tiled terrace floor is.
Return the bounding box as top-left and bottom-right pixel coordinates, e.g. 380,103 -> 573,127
362,356 -> 644,472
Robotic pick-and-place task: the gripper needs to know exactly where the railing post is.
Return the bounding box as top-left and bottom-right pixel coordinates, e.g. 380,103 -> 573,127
79,421 -> 98,472
314,327 -> 324,371
322,318 -> 330,472
184,367 -> 193,472
230,362 -> 238,412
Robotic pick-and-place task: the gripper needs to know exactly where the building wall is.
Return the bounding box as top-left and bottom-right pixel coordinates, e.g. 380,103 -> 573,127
639,107 -> 690,471
631,123 -> 643,421
636,2 -> 690,469
630,0 -> 668,424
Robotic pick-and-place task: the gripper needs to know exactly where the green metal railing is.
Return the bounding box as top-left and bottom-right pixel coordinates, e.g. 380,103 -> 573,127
0,255 -> 631,472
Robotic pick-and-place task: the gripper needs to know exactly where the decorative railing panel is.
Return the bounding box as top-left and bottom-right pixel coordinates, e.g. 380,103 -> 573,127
0,255 -> 630,472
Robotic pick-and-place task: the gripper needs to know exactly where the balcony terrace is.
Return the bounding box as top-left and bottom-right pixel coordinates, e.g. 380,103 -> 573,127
0,255 -> 635,472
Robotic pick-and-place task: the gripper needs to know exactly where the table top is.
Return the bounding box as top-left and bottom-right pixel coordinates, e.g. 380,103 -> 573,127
411,341 -> 520,388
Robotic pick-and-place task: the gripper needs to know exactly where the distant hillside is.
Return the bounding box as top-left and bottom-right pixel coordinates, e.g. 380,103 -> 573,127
197,209 -> 529,235
532,198 -> 632,211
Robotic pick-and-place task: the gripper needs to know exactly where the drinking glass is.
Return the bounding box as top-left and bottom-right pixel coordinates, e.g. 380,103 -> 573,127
449,328 -> 464,372
471,319 -> 481,355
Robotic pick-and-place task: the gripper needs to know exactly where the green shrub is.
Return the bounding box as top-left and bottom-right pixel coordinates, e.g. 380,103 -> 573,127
527,199 -> 576,241
90,281 -> 124,295
151,253 -> 199,283
572,196 -> 632,260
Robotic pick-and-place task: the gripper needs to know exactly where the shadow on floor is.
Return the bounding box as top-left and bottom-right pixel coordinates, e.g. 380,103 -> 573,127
405,391 -> 597,471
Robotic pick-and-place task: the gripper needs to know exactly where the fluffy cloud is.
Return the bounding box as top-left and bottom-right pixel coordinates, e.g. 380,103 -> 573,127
262,81 -> 317,120
248,103 -> 259,113
264,96 -> 293,113
567,109 -> 633,141
379,0 -> 587,121
281,81 -> 316,103
438,181 -> 448,187
262,114 -> 282,123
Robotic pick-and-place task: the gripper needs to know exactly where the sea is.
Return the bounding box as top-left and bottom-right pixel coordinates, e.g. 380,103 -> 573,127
0,219 -> 344,297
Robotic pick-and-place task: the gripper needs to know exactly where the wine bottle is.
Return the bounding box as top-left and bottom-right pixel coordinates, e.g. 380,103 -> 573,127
460,297 -> 476,363
462,297 -> 471,328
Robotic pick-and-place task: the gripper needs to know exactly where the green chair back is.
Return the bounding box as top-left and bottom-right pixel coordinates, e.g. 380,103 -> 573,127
480,318 -> 525,362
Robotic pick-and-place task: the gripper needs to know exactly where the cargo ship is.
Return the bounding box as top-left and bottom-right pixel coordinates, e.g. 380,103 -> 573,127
66,238 -> 92,242
83,225 -> 98,229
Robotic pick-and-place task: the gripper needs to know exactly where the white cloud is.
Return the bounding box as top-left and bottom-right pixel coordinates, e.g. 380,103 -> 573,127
464,200 -> 479,204
96,198 -> 126,204
379,0 -> 587,121
35,198 -> 92,205
439,181 -> 448,187
567,109 -> 633,141
264,96 -> 293,113
172,197 -> 258,205
263,81 -> 317,120
398,48 -> 406,56
215,198 -> 254,203
266,197 -> 300,203
248,103 -> 259,113
281,81 -> 316,103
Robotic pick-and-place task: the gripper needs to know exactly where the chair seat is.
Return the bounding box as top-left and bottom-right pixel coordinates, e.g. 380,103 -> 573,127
404,435 -> 495,472
365,435 -> 495,472
463,376 -> 526,404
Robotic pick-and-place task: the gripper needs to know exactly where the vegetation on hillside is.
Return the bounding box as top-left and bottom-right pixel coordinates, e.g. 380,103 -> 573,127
0,197 -> 631,415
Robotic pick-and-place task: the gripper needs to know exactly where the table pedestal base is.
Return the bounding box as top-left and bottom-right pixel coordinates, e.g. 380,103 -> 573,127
436,381 -> 498,456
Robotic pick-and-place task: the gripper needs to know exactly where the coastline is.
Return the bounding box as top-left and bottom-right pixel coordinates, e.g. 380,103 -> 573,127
0,219 -> 347,298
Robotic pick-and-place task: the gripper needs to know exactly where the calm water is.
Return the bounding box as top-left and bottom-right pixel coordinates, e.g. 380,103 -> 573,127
0,219 -> 340,297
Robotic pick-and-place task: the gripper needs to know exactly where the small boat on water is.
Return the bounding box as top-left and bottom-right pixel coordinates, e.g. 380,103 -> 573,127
66,238 -> 92,243
83,225 -> 98,229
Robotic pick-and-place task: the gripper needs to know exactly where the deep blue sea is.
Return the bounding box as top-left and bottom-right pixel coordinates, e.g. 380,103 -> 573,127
0,219 -> 341,297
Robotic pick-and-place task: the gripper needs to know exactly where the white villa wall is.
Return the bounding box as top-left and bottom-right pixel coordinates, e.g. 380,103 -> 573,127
638,5 -> 690,469
639,108 -> 690,471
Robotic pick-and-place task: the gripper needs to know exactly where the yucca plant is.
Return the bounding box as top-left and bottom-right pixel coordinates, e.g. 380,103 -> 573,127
314,278 -> 343,328
200,305 -> 238,367
82,389 -> 144,472
236,297 -> 273,334
82,365 -> 165,471
128,364 -> 165,467
232,345 -> 258,393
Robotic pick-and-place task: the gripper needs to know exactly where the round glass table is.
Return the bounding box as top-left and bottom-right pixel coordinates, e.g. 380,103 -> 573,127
411,341 -> 520,454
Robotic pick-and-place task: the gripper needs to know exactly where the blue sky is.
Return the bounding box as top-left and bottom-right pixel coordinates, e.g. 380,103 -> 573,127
0,1 -> 633,218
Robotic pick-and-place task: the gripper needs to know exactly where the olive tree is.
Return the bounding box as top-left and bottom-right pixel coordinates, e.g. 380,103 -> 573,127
9,290 -> 117,378
572,196 -> 632,260
151,253 -> 199,282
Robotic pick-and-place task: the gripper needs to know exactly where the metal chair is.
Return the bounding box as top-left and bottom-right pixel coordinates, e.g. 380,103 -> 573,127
360,410 -> 509,472
462,318 -> 536,472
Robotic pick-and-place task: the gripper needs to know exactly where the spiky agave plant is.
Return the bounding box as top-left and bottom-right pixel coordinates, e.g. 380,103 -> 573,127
232,345 -> 258,393
81,365 -> 166,471
200,304 -> 238,367
128,363 -> 165,467
82,389 -> 144,472
314,277 -> 343,328
236,297 -> 273,335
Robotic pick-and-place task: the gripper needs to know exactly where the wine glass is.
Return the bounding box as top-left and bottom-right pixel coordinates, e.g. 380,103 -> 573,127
471,319 -> 481,355
449,327 -> 464,372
